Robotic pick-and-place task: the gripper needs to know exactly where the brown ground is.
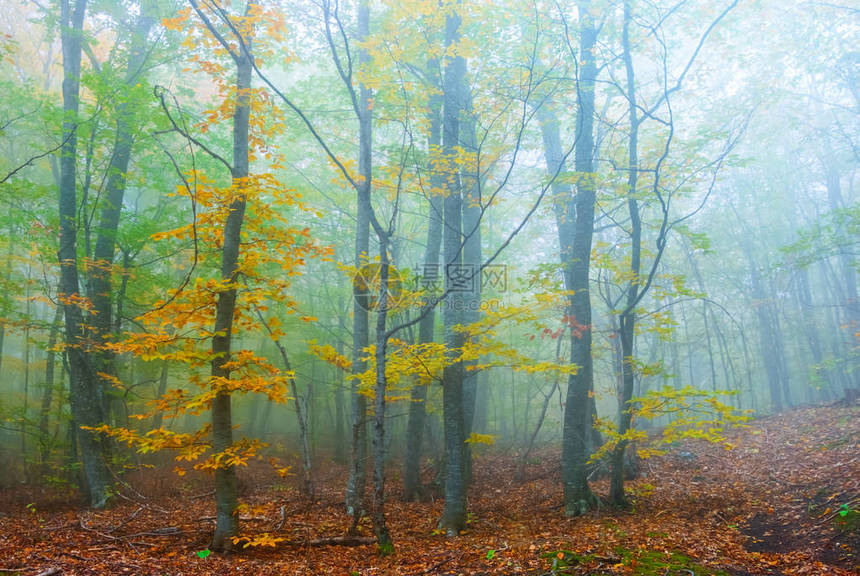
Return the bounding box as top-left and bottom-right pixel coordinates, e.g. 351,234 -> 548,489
0,403 -> 857,575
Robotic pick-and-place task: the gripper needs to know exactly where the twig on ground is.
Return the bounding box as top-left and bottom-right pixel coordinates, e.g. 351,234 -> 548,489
423,552 -> 464,574
275,505 -> 286,531
189,490 -> 215,500
106,505 -> 144,533
77,517 -> 155,548
304,536 -> 375,547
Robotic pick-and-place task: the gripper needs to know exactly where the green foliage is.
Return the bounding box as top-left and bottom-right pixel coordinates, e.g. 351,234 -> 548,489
780,203 -> 860,269
836,503 -> 859,532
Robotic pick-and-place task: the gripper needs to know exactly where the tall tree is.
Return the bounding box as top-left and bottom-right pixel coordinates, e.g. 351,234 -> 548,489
86,7 -> 155,421
58,0 -> 112,509
403,66 -> 444,500
187,0 -> 255,551
439,0 -> 468,534
606,0 -> 740,506
344,0 -> 372,524
560,0 -> 599,516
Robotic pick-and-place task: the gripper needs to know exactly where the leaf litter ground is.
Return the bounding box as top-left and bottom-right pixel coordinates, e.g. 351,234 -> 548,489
0,403 -> 856,575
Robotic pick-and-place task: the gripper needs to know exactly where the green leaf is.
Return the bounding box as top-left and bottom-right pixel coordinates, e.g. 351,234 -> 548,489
196,549 -> 211,559
486,549 -> 495,560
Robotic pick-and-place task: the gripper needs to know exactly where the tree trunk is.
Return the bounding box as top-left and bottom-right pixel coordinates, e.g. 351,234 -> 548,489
0,217 -> 10,381
346,0 -> 372,524
58,0 -> 111,509
334,332 -> 346,464
747,252 -> 786,413
403,73 -> 443,500
561,0 -> 598,516
86,11 -> 154,422
823,164 -> 859,389
371,237 -> 393,555
439,3 -> 468,534
39,306 -> 63,477
796,266 -> 831,399
460,88 -> 482,486
151,360 -> 169,431
516,336 -> 563,482
208,15 -> 253,551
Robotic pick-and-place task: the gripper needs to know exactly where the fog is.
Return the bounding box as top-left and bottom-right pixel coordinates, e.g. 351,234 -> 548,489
0,0 -> 857,566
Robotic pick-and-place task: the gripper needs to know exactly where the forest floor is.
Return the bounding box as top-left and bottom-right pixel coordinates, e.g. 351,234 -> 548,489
0,403 -> 857,576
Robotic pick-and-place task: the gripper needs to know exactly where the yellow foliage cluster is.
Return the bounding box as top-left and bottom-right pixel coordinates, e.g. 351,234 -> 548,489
590,386 -> 751,463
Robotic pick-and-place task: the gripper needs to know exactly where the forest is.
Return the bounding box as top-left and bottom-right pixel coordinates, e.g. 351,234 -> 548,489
0,0 -> 857,574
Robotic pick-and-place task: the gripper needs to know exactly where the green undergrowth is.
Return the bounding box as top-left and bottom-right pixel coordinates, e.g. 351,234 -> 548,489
543,546 -> 729,575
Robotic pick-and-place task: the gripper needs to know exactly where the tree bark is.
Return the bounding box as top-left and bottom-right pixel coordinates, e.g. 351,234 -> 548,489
371,236 -> 393,555
561,0 -> 598,516
460,88 -> 482,486
58,0 -> 111,509
203,4 -> 254,550
86,11 -> 154,422
334,330 -> 346,464
609,0 -> 641,505
403,71 -> 443,501
439,2 -> 468,535
746,250 -> 787,413
823,163 -> 859,389
38,305 -> 63,477
346,0 -> 372,524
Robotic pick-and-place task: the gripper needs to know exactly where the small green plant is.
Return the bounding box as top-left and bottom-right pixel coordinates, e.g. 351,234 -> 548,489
486,549 -> 496,560
541,550 -> 595,573
835,503 -> 859,531
196,549 -> 211,559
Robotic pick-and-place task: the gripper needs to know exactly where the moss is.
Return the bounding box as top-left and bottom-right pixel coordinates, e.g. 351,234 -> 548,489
543,546 -> 728,575
613,547 -> 730,576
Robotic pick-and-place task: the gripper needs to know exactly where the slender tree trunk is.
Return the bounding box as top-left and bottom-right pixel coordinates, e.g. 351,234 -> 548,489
346,0 -> 372,524
0,217 -> 11,380
685,244 -> 718,391
265,324 -> 313,498
151,360 -> 169,430
536,85 -> 603,468
439,3 -> 468,534
516,336 -> 563,482
334,333 -> 346,463
39,305 -> 63,477
22,273 -> 32,471
796,267 -> 831,399
561,0 -> 598,516
460,88 -> 482,485
58,0 -> 111,509
371,237 -> 393,554
746,252 -> 785,413
823,164 -> 859,389
86,11 -> 154,423
207,12 -> 253,551
403,76 -> 443,500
